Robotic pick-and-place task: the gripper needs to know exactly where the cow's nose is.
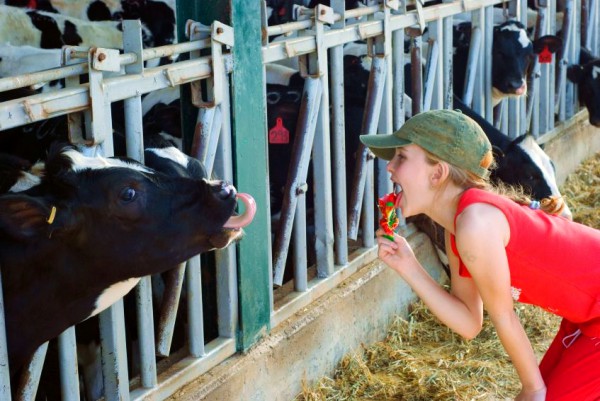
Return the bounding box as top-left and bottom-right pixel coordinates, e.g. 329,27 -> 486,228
215,181 -> 237,200
507,79 -> 525,90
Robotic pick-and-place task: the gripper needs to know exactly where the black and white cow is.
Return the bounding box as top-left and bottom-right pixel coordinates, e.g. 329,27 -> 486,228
0,4 -> 123,49
1,0 -> 176,52
567,47 -> 600,128
0,144 -> 255,375
453,95 -> 572,219
453,20 -> 562,106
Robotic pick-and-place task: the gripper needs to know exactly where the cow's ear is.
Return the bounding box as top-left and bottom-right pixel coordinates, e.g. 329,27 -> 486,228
0,195 -> 55,241
567,64 -> 584,84
491,145 -> 505,160
533,35 -> 562,54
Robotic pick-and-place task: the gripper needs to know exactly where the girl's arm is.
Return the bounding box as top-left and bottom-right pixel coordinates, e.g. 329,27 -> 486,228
454,203 -> 546,398
376,228 -> 484,339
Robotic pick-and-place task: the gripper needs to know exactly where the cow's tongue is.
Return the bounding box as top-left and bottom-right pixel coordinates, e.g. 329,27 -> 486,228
223,193 -> 256,229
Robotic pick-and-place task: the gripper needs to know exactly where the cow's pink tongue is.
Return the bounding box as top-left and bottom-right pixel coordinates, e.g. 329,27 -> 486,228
223,193 -> 256,229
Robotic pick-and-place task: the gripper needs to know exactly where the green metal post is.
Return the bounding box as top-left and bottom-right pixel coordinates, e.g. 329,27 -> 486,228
228,0 -> 272,350
176,0 -> 271,351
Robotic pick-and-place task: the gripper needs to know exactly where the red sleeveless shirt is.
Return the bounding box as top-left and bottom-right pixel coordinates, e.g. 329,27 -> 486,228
450,188 -> 600,337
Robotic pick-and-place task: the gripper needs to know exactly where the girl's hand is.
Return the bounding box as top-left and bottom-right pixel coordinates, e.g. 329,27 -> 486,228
375,228 -> 416,275
515,386 -> 546,401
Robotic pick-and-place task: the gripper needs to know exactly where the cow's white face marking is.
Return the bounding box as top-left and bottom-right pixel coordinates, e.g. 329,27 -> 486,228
89,277 -> 141,318
592,66 -> 600,80
519,136 -> 573,219
265,63 -> 298,86
146,147 -> 189,168
64,149 -> 152,173
500,24 -> 531,48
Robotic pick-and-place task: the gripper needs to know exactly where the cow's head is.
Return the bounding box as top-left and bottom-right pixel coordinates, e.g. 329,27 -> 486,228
0,145 -> 255,282
492,21 -> 561,105
567,49 -> 600,127
492,135 -> 572,220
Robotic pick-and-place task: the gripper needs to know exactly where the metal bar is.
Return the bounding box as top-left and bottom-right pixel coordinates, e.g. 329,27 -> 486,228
392,27 -> 406,129
329,45 -> 348,266
123,20 -> 146,162
483,6 -> 494,122
99,300 -> 130,401
15,342 -> 48,401
186,256 -> 205,357
191,107 -> 223,174
0,55 -> 231,132
262,0 -> 509,65
58,328 -> 80,401
212,73 -> 239,340
409,32 -> 423,116
156,264 -> 186,357
272,77 -> 323,286
423,39 -> 440,112
293,191 -> 309,292
462,27 -> 482,107
556,0 -> 574,122
312,12 -> 335,280
470,8 -> 484,114
375,2 -> 395,203
0,268 -> 10,401
427,18 -> 444,112
347,56 -> 387,240
442,11 -> 454,109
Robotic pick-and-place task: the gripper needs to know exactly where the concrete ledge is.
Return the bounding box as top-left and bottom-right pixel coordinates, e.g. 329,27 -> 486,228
538,110 -> 600,185
168,227 -> 447,401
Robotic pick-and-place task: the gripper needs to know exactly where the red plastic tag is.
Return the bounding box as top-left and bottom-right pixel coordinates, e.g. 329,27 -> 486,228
538,46 -> 552,64
268,117 -> 290,144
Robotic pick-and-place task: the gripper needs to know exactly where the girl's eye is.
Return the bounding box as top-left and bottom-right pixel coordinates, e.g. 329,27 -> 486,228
120,188 -> 137,202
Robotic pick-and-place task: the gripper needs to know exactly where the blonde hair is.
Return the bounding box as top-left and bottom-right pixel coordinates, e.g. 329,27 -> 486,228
423,150 -> 565,216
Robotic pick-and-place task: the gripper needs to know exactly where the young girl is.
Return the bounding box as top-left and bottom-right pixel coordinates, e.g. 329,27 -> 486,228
360,109 -> 600,401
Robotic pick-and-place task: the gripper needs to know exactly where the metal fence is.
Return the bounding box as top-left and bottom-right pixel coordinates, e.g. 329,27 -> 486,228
0,0 -> 599,399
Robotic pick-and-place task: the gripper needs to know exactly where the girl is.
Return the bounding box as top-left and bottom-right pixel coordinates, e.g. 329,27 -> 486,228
360,109 -> 600,401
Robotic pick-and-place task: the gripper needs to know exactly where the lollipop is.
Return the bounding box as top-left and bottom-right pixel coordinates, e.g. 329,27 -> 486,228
378,192 -> 399,241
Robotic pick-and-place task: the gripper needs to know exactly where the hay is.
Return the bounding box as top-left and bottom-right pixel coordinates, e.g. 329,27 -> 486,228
297,152 -> 600,401
560,152 -> 600,229
297,301 -> 559,401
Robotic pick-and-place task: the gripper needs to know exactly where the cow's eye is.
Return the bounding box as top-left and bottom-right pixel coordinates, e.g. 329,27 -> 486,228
267,92 -> 281,104
120,187 -> 137,202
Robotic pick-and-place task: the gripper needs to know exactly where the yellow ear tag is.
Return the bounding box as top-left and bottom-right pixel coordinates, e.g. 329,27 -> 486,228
47,206 -> 57,224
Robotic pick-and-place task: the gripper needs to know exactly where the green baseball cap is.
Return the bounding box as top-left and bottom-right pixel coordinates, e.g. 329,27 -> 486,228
359,109 -> 492,179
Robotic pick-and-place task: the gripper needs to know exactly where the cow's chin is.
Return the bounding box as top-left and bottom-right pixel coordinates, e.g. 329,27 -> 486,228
208,229 -> 244,250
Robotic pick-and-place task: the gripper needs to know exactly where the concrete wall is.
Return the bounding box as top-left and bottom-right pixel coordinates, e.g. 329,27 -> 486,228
167,113 -> 599,401
539,110 -> 600,185
168,228 -> 447,401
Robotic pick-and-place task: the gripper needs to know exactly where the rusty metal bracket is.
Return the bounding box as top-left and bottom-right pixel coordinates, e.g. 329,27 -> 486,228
91,47 -> 121,72
186,20 -> 234,107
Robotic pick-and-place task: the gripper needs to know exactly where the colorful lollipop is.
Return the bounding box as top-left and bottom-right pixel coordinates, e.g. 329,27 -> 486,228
378,192 -> 399,241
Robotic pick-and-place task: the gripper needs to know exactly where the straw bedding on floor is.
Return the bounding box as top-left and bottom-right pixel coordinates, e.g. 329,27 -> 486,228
297,152 -> 600,401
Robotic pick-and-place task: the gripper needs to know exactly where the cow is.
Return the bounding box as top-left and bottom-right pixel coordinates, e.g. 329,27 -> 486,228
1,0 -> 176,52
453,19 -> 562,106
567,47 -> 600,128
0,5 -> 123,49
0,152 -> 44,194
0,143 -> 255,377
453,95 -> 571,217
0,43 -> 63,78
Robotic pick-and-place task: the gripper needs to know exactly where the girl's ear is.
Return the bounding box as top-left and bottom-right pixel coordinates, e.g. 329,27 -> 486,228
430,161 -> 449,187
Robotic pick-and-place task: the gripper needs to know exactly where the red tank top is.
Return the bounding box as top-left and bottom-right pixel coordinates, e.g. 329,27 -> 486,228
450,188 -> 600,336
